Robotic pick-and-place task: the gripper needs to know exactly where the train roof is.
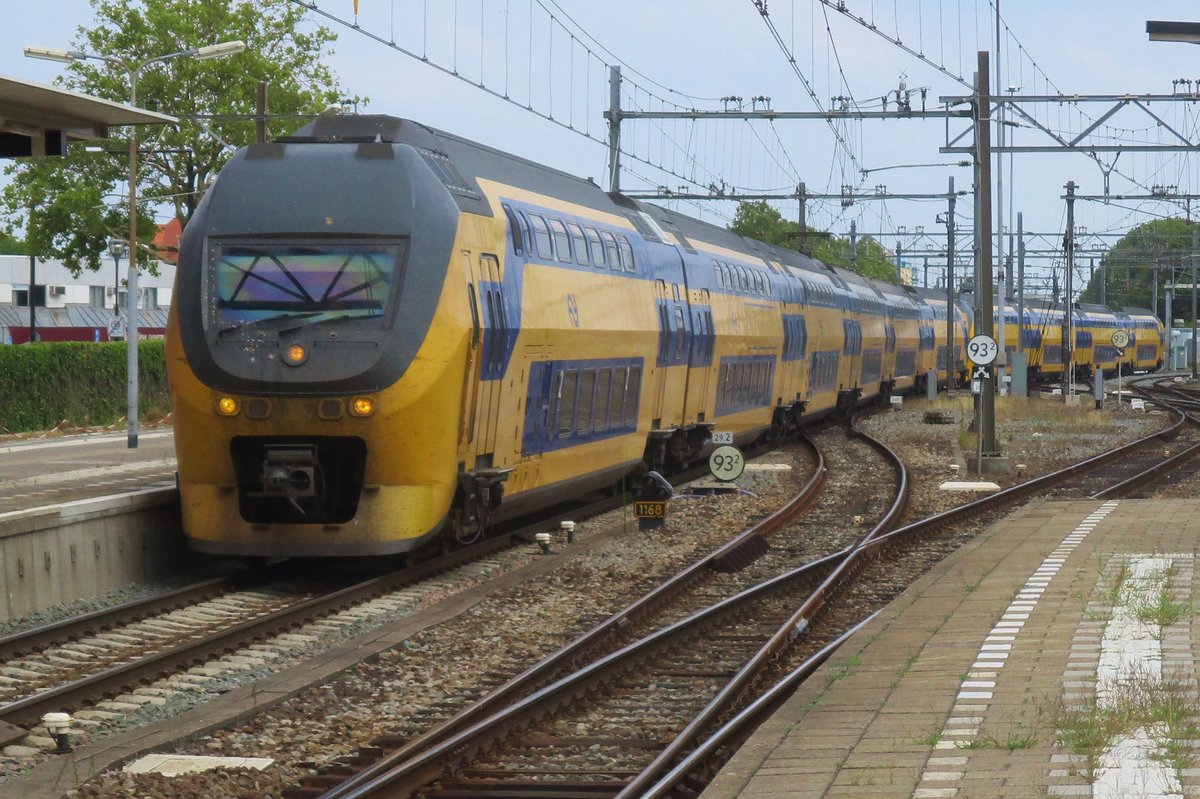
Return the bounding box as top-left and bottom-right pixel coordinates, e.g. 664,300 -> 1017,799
283,114 -> 942,310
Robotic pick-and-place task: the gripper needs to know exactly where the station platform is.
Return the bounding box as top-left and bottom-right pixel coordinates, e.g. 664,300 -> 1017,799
0,429 -> 175,513
702,498 -> 1200,798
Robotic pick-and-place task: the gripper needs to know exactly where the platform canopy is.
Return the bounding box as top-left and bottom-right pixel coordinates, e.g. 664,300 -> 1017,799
0,73 -> 177,158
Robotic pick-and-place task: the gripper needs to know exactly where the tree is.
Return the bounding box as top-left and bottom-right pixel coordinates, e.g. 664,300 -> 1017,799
1078,218 -> 1199,322
0,230 -> 25,255
1,0 -> 347,275
728,200 -> 898,283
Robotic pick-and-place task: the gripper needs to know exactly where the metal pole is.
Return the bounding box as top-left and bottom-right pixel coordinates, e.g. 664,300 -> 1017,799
127,66 -> 140,449
976,51 -> 997,457
255,81 -> 268,144
896,243 -> 903,285
1167,276 -> 1175,367
1017,212 -> 1025,353
28,253 -> 36,343
606,66 -> 622,193
797,182 -> 808,254
1063,181 -> 1076,398
849,220 -> 858,272
1192,226 -> 1198,379
946,177 -> 956,389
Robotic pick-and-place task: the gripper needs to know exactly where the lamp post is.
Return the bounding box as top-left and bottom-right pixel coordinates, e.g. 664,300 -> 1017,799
26,40 -> 245,447
106,237 -> 126,317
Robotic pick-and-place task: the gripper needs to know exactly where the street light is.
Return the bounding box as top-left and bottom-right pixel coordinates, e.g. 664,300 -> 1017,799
25,39 -> 245,447
106,238 -> 127,317
1148,20 -> 1200,378
1148,20 -> 1200,44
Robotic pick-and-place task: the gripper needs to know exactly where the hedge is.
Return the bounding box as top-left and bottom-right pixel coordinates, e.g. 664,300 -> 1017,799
0,341 -> 170,433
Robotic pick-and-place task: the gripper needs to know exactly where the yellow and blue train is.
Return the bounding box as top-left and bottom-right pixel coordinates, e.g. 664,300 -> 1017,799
165,115 -> 1155,558
974,299 -> 1164,379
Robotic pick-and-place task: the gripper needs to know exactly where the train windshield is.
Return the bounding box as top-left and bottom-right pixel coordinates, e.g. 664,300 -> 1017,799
209,240 -> 404,329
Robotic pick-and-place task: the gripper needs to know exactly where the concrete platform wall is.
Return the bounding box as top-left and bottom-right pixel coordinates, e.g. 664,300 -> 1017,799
0,489 -> 186,622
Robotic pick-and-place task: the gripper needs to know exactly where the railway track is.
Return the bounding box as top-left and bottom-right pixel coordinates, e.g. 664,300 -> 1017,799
0,441 -> 821,750
283,392 -> 1200,799
280,419 -> 908,798
0,536 -> 520,732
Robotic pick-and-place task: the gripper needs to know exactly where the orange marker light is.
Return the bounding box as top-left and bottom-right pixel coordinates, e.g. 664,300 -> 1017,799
285,344 -> 307,365
350,397 -> 375,417
217,397 -> 239,416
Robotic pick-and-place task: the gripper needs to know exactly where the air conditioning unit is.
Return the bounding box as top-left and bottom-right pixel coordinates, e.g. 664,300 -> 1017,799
106,287 -> 116,295
49,285 -> 66,296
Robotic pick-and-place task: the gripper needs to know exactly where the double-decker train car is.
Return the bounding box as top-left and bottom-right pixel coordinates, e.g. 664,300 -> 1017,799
165,115 -> 1059,558
964,298 -> 1165,381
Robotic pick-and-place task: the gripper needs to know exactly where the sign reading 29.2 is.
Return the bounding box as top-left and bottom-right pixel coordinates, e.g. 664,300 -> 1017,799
709,445 -> 746,482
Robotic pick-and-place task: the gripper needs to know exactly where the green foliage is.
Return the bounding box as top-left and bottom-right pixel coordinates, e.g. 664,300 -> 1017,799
728,200 -> 899,283
1078,218 -> 1199,321
0,341 -> 168,432
1,0 -> 347,276
0,230 -> 26,255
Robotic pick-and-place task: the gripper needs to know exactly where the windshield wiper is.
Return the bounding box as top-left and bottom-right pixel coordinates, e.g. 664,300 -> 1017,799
215,311 -> 324,338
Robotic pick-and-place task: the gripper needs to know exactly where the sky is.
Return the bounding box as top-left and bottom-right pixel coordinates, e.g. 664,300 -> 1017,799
5,1 -> 1200,294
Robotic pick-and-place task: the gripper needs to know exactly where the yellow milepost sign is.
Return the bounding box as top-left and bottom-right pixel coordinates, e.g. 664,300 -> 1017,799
634,501 -> 667,518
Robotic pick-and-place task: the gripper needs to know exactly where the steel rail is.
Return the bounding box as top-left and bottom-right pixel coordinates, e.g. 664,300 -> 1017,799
617,417 -> 909,798
306,437 -> 828,799
1089,383 -> 1200,499
0,575 -> 232,662
314,423 -> 907,799
636,611 -> 881,799
626,392 -> 1187,796
0,534 -> 515,729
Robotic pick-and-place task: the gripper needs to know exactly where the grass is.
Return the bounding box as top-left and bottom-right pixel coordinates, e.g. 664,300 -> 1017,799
828,653 -> 863,684
916,726 -> 943,747
929,393 -> 1118,433
958,730 -> 1039,750
1051,675 -> 1200,779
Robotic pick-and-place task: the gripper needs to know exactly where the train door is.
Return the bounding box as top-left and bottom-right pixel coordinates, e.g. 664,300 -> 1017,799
462,252 -> 505,465
687,289 -> 714,417
652,279 -> 673,423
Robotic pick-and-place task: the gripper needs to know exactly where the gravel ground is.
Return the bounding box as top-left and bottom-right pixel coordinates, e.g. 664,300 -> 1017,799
21,393 -> 1175,798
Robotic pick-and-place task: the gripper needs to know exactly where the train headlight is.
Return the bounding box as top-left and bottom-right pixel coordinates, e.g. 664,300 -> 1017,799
317,398 -> 345,420
350,397 -> 375,417
284,344 -> 308,366
217,397 -> 240,416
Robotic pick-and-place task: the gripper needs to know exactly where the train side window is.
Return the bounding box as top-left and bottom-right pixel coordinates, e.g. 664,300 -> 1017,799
613,366 -> 628,428
549,219 -> 572,263
467,285 -> 480,350
576,370 -> 596,435
530,215 -> 553,260
674,306 -> 686,357
618,236 -> 636,272
502,204 -> 524,255
584,226 -> 604,267
557,370 -> 577,438
625,366 -> 642,427
601,231 -> 620,270
566,222 -> 589,266
595,370 -> 612,431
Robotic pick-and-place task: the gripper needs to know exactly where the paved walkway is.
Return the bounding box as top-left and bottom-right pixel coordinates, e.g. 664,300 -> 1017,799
0,429 -> 174,512
702,498 -> 1200,799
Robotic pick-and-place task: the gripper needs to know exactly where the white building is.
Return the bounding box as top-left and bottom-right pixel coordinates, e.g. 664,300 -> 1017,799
0,254 -> 174,343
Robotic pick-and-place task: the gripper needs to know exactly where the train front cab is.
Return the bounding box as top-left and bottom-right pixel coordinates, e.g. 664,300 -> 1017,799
1127,309 -> 1165,372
